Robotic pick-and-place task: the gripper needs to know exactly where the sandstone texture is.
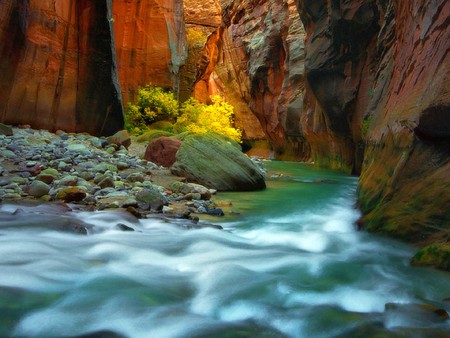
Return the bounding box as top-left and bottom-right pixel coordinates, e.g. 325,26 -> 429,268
295,0 -> 450,256
0,0 -> 124,136
144,136 -> 182,167
194,0 -> 307,155
113,0 -> 187,104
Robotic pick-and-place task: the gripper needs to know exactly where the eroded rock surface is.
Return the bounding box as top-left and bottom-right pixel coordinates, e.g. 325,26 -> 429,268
295,0 -> 450,254
113,0 -> 187,104
0,0 -> 124,136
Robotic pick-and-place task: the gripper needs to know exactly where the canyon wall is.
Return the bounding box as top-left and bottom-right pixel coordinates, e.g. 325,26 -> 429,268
113,0 -> 187,104
296,0 -> 449,258
195,0 -> 308,155
0,0 -> 124,136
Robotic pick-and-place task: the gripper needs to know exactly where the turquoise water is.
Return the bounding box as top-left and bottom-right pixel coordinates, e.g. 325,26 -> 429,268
0,162 -> 449,337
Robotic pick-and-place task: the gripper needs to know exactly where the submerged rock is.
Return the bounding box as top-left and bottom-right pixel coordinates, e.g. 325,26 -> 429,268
171,133 -> 266,191
411,243 -> 450,271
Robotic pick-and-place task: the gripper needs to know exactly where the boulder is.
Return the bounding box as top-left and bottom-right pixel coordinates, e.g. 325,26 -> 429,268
144,137 -> 182,167
171,133 -> 266,191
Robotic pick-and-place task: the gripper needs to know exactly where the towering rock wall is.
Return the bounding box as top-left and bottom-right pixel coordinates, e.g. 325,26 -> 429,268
113,0 -> 187,104
0,0 -> 124,136
196,0 -> 308,154
296,0 -> 450,250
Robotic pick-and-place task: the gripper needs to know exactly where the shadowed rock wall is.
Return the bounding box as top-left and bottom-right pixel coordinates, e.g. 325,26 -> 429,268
0,0 -> 124,136
296,0 -> 450,250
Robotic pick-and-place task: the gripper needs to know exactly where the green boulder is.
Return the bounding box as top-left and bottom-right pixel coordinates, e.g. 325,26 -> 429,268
171,133 -> 266,191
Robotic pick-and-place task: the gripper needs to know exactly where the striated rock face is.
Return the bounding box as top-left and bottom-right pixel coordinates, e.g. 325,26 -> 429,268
296,0 -> 450,252
113,0 -> 187,104
0,0 -> 124,136
179,0 -> 222,102
195,0 -> 308,156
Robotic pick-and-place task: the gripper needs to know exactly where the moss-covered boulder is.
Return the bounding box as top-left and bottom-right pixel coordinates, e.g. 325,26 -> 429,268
171,133 -> 266,191
136,129 -> 174,143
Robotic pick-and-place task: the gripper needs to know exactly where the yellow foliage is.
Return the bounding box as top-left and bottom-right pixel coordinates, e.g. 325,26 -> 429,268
175,95 -> 242,142
186,28 -> 208,49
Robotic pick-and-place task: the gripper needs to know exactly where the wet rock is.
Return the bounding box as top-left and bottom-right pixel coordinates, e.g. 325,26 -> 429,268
56,187 -> 87,202
116,223 -> 135,231
58,175 -> 79,186
135,187 -> 168,211
207,208 -> 224,216
67,144 -> 91,155
126,172 -> 145,183
98,176 -> 115,189
28,180 -> 50,198
41,168 -> 61,178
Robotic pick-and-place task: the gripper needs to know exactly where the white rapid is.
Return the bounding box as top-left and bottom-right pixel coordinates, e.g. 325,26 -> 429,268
1,162 -> 449,338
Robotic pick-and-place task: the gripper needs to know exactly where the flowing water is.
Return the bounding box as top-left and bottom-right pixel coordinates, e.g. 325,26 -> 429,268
1,162 -> 449,337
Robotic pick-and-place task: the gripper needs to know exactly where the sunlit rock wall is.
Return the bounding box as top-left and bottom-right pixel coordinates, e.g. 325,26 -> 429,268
113,0 -> 187,104
0,0 -> 124,136
195,0 -> 308,154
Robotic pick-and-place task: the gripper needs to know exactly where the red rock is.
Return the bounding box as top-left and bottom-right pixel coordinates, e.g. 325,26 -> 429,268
0,0 -> 124,136
195,0 -> 307,159
112,0 -> 187,105
144,137 -> 182,168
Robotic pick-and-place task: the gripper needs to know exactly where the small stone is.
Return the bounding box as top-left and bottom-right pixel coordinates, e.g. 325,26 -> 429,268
162,206 -> 174,214
67,144 -> 91,155
116,161 -> 130,170
127,172 -> 145,183
207,208 -> 225,216
56,187 -> 87,202
135,187 -> 168,211
1,150 -> 16,158
98,176 -> 115,189
79,171 -> 95,181
36,173 -> 55,184
41,168 -> 60,178
28,180 -> 50,198
116,223 -> 135,231
58,175 -> 78,186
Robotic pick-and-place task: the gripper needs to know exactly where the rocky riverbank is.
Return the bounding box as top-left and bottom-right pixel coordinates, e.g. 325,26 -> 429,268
0,126 -> 263,231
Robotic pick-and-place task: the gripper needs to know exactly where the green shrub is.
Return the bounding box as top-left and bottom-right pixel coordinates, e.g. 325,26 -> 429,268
125,86 -> 179,135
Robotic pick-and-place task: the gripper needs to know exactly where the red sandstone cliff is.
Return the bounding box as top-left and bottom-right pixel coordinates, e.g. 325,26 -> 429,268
195,0 -> 308,154
0,0 -> 124,136
113,0 -> 187,105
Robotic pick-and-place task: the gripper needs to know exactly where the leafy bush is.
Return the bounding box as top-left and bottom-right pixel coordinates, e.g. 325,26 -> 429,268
125,86 -> 179,134
175,96 -> 242,143
125,85 -> 241,143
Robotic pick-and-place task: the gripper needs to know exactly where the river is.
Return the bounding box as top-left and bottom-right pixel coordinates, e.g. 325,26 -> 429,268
1,162 -> 449,337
